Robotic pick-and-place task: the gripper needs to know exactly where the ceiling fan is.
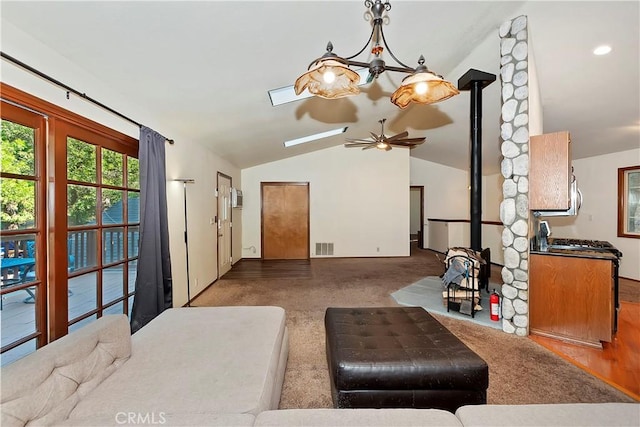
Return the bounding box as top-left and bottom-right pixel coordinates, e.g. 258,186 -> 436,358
344,119 -> 425,151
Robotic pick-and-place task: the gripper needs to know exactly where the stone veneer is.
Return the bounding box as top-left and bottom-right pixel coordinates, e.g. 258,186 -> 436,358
499,16 -> 530,336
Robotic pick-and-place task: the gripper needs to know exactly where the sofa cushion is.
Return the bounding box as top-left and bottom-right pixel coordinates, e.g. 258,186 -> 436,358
69,306 -> 288,420
255,408 -> 463,426
455,403 -> 640,427
1,315 -> 131,427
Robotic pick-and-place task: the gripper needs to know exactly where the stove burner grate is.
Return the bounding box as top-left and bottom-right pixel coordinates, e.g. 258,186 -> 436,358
548,238 -> 622,258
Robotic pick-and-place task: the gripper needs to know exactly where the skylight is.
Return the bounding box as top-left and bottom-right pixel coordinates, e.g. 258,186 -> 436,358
283,127 -> 348,147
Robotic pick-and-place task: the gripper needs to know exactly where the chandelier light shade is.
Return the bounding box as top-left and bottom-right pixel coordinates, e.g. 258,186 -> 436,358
294,0 -> 459,107
294,43 -> 361,99
390,56 -> 460,109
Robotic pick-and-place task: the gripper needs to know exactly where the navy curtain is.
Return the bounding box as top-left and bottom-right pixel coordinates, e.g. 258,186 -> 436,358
130,126 -> 173,333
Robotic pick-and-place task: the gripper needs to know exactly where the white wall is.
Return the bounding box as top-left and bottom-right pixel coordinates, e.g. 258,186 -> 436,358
409,158 -> 503,223
527,25 -> 544,136
165,150 -> 241,306
1,21 -> 241,306
410,157 -> 469,219
242,145 -> 410,258
411,158 -> 504,264
545,148 -> 640,280
410,157 -> 466,251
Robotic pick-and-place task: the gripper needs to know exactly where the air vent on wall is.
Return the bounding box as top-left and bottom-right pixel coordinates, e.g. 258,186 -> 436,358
315,242 -> 334,256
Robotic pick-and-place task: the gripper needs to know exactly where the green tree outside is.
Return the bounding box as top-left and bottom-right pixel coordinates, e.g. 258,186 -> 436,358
1,120 -> 36,229
2,120 -> 139,230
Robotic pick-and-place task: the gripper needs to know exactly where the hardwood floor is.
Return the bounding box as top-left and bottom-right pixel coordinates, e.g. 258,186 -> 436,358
224,252 -> 639,402
531,301 -> 640,400
221,259 -> 312,280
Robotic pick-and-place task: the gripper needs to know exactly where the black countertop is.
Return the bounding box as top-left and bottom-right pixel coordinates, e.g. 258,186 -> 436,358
530,248 -> 619,261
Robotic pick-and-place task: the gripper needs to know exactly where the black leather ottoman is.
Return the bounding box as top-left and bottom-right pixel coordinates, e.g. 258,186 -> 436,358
325,307 -> 488,412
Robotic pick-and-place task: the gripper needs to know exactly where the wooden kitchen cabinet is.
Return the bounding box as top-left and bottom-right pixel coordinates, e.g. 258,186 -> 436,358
529,131 -> 571,210
529,253 -> 615,348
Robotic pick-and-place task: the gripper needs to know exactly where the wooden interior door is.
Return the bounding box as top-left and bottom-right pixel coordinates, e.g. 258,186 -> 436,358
261,182 -> 309,259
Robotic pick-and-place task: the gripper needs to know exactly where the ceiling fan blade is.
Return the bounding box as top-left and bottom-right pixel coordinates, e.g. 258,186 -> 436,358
345,143 -> 374,147
386,131 -> 409,142
393,138 -> 426,144
346,138 -> 375,143
390,143 -> 423,148
348,120 -> 425,153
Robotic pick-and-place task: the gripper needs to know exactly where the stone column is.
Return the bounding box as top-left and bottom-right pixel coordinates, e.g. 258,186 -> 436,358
499,16 -> 530,336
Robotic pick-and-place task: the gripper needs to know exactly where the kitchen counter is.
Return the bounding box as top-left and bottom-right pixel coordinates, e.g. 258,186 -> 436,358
530,248 -> 618,261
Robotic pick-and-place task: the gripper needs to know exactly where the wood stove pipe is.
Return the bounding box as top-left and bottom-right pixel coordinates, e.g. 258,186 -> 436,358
458,69 -> 496,252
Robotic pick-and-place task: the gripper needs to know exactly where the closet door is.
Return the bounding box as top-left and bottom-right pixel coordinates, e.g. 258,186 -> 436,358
261,182 -> 309,260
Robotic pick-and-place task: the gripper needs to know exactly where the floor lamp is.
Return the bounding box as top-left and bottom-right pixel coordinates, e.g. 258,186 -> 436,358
175,178 -> 195,306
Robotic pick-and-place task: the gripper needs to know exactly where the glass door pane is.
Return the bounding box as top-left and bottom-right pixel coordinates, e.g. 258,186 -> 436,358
1,110 -> 45,362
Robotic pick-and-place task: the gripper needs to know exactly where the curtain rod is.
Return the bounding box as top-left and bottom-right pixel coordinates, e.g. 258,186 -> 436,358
1,51 -> 174,144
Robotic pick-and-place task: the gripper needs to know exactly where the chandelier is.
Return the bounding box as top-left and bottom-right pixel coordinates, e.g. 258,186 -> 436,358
294,0 -> 459,108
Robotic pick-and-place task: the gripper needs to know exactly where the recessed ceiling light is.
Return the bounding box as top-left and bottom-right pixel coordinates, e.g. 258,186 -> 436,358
593,45 -> 612,56
283,127 -> 348,148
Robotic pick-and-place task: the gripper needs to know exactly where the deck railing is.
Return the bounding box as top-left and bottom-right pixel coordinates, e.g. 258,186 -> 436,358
68,229 -> 139,270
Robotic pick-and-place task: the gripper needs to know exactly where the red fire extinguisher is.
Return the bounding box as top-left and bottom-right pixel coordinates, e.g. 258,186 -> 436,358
490,291 -> 500,321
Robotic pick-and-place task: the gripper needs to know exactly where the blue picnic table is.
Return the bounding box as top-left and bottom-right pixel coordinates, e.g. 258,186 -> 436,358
1,257 -> 36,304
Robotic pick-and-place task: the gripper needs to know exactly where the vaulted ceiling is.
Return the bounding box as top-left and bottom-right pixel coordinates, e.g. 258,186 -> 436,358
1,1 -> 638,174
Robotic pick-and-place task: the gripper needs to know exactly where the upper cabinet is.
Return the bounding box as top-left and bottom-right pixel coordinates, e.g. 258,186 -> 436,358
529,131 -> 571,210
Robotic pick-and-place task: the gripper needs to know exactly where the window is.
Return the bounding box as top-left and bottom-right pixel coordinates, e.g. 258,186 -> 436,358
618,165 -> 640,238
1,84 -> 138,365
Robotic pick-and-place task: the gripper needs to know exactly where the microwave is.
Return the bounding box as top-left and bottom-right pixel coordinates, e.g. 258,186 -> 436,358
533,175 -> 582,217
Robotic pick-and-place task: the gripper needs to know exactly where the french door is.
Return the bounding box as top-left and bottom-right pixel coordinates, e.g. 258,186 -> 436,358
53,121 -> 139,338
1,85 -> 139,365
0,101 -> 47,362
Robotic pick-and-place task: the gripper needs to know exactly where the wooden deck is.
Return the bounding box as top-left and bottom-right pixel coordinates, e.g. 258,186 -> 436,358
1,268 -> 135,366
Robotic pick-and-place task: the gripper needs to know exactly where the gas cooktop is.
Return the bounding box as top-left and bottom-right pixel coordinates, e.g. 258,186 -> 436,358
548,238 -> 622,258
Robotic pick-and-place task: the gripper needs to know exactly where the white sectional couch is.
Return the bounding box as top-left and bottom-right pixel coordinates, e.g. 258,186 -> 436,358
1,307 -> 288,426
1,306 -> 638,427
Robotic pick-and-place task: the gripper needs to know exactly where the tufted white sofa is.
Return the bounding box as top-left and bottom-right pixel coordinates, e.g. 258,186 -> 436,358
1,306 -> 288,426
252,404 -> 640,426
1,306 -> 638,426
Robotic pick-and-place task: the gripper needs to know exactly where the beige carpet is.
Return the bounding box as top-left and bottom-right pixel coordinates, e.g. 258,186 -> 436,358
192,248 -> 636,408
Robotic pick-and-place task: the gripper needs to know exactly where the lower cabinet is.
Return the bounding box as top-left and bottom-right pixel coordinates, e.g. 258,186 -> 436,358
529,253 -> 614,348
